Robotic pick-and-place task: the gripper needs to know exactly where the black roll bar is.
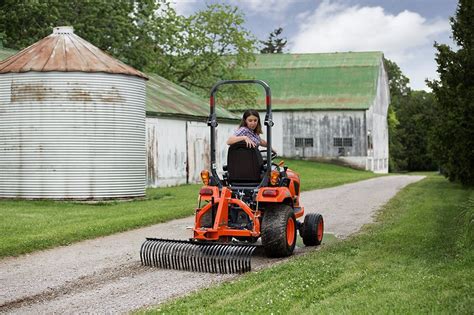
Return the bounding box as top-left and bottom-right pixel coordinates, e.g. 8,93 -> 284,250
208,80 -> 273,188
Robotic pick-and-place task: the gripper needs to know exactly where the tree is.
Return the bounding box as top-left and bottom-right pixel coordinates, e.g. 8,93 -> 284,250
149,3 -> 257,100
427,0 -> 474,185
260,27 -> 287,54
0,1 -> 135,51
0,1 -> 257,103
383,58 -> 411,171
396,91 -> 437,171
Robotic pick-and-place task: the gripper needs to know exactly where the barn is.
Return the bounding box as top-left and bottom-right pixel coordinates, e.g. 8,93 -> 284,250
238,52 -> 390,173
145,74 -> 239,187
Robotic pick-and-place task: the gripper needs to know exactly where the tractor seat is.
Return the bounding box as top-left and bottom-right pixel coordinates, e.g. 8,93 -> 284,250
227,141 -> 264,186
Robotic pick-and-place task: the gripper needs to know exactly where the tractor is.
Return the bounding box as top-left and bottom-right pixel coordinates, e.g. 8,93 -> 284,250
140,80 -> 324,273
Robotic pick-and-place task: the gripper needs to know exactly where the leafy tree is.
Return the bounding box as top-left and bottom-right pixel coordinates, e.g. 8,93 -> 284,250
427,0 -> 474,185
260,27 -> 287,54
149,3 -> 257,100
397,91 -> 437,171
0,1 -> 257,102
383,58 -> 411,171
1,1 -> 131,50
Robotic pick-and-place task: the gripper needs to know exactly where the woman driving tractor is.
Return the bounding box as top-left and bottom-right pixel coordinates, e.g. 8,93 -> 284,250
227,109 -> 276,154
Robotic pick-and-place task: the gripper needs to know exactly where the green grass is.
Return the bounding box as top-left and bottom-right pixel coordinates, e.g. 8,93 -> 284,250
0,185 -> 199,258
282,158 -> 380,191
0,160 -> 378,258
143,175 -> 473,314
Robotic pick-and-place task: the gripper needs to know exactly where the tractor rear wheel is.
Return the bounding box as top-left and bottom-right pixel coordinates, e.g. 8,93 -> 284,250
302,213 -> 324,246
261,204 -> 297,257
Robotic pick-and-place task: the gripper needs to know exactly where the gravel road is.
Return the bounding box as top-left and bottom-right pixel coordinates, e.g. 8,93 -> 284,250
0,175 -> 424,314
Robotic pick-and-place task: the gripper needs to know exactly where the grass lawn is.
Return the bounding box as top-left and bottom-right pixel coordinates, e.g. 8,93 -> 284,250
0,160 -> 377,258
144,175 -> 473,314
280,158 -> 380,191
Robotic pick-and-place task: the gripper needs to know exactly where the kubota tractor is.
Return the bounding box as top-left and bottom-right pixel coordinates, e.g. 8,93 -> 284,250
141,80 -> 324,273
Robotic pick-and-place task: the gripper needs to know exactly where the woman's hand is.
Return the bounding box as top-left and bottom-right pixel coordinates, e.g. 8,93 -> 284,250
243,136 -> 256,148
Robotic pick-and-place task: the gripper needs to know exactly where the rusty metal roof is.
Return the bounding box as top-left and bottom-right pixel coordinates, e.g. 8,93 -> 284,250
234,52 -> 384,111
0,26 -> 147,80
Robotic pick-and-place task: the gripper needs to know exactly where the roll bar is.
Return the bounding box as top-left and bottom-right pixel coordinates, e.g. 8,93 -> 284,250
208,80 -> 273,188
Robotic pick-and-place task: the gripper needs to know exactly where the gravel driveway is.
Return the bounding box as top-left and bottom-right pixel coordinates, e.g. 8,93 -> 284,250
0,175 -> 424,314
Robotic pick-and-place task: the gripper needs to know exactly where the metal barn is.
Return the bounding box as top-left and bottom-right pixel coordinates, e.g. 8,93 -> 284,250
239,52 -> 390,173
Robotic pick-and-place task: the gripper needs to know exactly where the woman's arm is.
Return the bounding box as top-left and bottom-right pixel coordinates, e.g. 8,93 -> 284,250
227,135 -> 256,148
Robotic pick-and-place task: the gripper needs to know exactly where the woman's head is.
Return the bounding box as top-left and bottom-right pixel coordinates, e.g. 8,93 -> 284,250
239,109 -> 262,134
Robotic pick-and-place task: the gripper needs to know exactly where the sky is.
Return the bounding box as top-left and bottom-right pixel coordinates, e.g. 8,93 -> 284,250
171,0 -> 459,91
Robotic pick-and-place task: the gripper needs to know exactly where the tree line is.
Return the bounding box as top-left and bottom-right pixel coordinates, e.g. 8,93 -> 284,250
387,0 -> 472,186
0,0 -> 256,102
0,0 -> 471,185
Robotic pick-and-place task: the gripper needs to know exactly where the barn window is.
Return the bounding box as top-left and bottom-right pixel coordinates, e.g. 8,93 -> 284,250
295,137 -> 313,147
295,138 -> 304,147
333,137 -> 352,147
343,138 -> 353,147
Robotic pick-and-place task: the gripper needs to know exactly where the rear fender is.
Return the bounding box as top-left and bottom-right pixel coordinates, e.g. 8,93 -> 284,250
256,187 -> 292,203
198,186 -> 220,201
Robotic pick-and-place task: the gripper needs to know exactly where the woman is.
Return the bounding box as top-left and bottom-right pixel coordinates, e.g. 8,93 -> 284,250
227,109 -> 275,153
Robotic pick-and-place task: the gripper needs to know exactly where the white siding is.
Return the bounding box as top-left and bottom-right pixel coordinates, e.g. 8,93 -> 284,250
277,110 -> 366,158
146,118 -> 187,187
366,61 -> 390,174
146,117 -> 237,187
187,121 -> 210,183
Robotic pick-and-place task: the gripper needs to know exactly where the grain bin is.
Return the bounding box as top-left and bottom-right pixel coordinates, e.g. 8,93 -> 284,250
0,26 -> 148,199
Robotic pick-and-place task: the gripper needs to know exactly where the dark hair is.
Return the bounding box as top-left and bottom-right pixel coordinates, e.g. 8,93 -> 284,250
239,109 -> 262,134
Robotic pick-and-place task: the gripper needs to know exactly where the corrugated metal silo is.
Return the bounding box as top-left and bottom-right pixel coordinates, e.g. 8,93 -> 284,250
0,26 -> 148,199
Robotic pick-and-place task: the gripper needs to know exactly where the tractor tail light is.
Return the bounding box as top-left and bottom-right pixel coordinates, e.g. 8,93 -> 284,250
270,170 -> 280,186
201,170 -> 210,185
199,187 -> 214,196
262,189 -> 278,197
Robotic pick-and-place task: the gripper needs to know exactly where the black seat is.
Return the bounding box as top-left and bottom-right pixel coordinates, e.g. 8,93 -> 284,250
227,141 -> 264,185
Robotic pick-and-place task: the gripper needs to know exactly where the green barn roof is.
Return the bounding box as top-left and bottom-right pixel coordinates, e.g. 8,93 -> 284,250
234,51 -> 384,111
146,74 -> 237,120
0,47 -> 16,61
0,47 -> 237,120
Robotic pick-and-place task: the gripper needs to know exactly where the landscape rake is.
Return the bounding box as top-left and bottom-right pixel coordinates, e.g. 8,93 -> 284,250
140,238 -> 256,274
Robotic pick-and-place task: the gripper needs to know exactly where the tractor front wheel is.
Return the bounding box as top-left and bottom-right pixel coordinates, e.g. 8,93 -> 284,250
261,204 -> 297,257
302,213 -> 324,246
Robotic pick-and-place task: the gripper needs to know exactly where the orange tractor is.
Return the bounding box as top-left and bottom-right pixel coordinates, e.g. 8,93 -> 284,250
141,80 -> 324,273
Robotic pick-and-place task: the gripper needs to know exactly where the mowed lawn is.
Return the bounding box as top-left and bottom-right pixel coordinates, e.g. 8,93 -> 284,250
0,160 -> 377,258
144,175 -> 473,314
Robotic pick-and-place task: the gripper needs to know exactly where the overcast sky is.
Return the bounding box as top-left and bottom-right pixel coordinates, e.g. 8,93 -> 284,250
171,0 -> 458,91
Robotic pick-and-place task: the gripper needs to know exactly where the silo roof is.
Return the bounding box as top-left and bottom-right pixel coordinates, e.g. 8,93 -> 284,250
0,26 -> 147,80
233,51 -> 384,111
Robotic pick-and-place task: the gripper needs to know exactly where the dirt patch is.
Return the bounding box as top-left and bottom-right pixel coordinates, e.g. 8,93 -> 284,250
0,175 -> 424,313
